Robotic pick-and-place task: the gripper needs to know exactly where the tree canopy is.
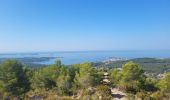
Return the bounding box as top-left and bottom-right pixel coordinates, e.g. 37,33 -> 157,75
0,60 -> 169,99
0,60 -> 30,97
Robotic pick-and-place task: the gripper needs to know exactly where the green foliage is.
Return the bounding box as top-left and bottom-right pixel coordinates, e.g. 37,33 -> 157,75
91,68 -> 102,86
109,69 -> 121,86
30,60 -> 65,91
118,61 -> 144,93
95,85 -> 112,100
158,72 -> 170,92
31,66 -> 58,91
121,61 -> 144,82
0,59 -> 170,99
28,60 -> 74,97
139,78 -> 158,92
74,63 -> 101,89
136,91 -> 151,100
55,59 -> 62,67
151,91 -> 165,100
0,60 -> 30,97
57,74 -> 71,95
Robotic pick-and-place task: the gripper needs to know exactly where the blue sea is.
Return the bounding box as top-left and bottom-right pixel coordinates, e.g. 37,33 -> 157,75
0,51 -> 170,65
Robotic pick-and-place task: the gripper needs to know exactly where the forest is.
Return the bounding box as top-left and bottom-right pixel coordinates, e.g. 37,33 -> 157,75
0,60 -> 170,100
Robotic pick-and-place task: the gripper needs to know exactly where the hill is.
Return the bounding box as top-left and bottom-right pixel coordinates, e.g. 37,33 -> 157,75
93,58 -> 170,74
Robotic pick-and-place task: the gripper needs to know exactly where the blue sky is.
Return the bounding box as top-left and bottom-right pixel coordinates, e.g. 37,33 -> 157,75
0,0 -> 170,53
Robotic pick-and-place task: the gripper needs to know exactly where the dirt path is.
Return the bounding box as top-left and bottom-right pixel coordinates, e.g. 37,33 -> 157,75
111,88 -> 127,100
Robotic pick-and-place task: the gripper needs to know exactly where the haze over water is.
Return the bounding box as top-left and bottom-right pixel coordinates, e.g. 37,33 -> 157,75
0,51 -> 170,65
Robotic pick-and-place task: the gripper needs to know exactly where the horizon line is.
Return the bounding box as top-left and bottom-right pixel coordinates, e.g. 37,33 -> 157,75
1,49 -> 170,54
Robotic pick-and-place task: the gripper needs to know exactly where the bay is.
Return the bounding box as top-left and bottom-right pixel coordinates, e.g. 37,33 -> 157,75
0,50 -> 170,65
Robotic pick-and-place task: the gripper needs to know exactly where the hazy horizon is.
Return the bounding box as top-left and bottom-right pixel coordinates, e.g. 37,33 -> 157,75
1,50 -> 170,54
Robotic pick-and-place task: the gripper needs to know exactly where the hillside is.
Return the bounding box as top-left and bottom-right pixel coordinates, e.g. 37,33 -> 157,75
93,58 -> 170,74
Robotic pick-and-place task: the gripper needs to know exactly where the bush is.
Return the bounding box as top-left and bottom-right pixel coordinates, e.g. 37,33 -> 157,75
0,60 -> 30,97
151,91 -> 165,100
96,85 -> 112,100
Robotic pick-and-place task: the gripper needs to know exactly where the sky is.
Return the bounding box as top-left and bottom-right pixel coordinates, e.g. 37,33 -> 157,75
0,0 -> 170,53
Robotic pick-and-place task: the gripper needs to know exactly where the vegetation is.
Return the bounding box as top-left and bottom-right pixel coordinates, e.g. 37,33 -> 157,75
93,58 -> 170,75
0,59 -> 170,99
0,60 -> 30,99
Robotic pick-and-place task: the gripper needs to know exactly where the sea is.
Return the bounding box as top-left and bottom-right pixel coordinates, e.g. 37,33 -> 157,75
0,51 -> 170,65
